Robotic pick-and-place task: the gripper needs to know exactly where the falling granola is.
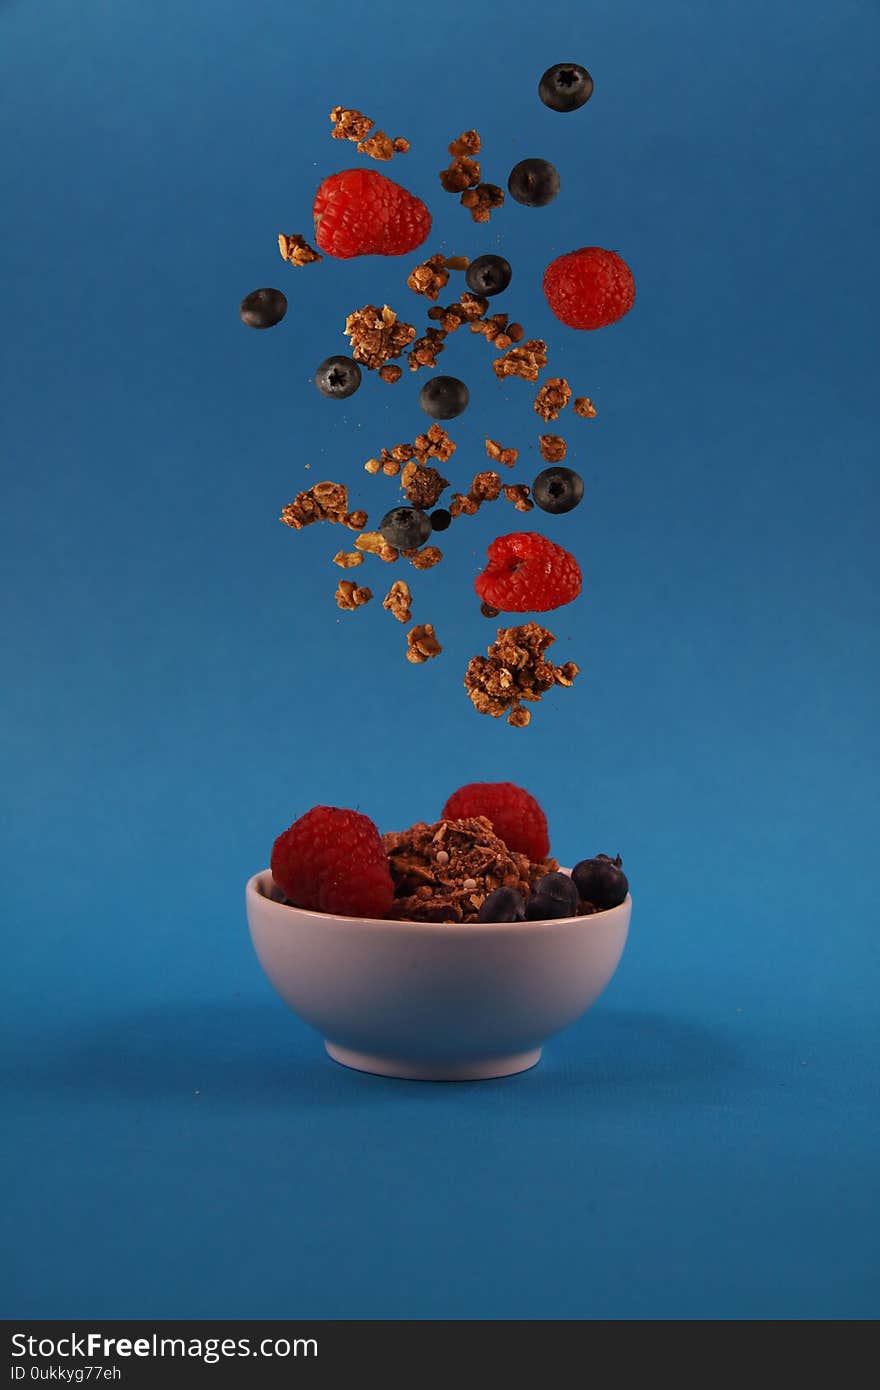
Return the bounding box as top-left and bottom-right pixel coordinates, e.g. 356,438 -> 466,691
406,624 -> 442,663
464,623 -> 579,728
344,304 -> 416,372
538,434 -> 567,463
335,579 -> 373,610
280,482 -> 365,531
534,377 -> 572,421
493,339 -> 548,382
383,579 -> 412,623
485,439 -> 519,468
573,396 -> 598,418
277,233 -> 322,266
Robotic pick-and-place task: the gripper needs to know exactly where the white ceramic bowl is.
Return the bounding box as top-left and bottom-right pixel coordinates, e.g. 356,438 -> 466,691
246,870 -> 631,1081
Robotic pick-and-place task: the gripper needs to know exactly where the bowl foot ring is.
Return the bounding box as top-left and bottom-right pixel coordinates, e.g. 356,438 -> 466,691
324,1042 -> 542,1081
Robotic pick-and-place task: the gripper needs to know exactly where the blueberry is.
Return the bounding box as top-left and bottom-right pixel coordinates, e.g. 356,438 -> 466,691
538,63 -> 594,113
507,159 -> 560,208
465,254 -> 512,297
534,872 -> 579,914
314,355 -> 361,399
532,466 -> 584,515
430,508 -> 452,533
571,855 -> 629,911
477,886 -> 526,923
419,375 -> 469,420
525,893 -> 572,921
379,506 -> 432,550
239,287 -> 287,329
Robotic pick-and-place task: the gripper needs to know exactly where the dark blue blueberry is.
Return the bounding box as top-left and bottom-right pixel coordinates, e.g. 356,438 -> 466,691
477,886 -> 527,923
507,159 -> 560,208
532,466 -> 584,515
419,375 -> 469,420
538,63 -> 594,113
315,355 -> 361,399
465,254 -> 512,297
379,506 -> 432,550
533,872 -> 579,914
525,893 -> 572,921
571,855 -> 629,911
430,508 -> 452,533
240,287 -> 287,329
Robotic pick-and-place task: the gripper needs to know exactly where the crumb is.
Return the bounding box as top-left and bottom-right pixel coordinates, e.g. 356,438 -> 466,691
534,377 -> 572,421
472,311 -> 510,346
400,461 -> 449,509
344,304 -> 416,372
382,458 -> 401,477
461,183 -> 504,223
382,815 -> 555,923
573,396 -> 597,418
463,622 -> 579,727
277,233 -> 322,266
391,443 -> 415,463
393,137 -> 411,154
333,550 -> 364,569
383,579 -> 412,623
503,483 -> 534,513
364,457 -> 382,475
459,292 -> 489,321
378,364 -> 403,385
412,423 -> 456,464
539,434 -> 567,463
439,155 -> 481,193
493,339 -> 548,382
407,253 -> 450,301
408,545 -> 443,570
407,327 -> 447,371
330,106 -> 374,142
443,255 -> 470,271
344,509 -> 367,531
448,130 -> 481,157
406,624 -> 442,663
335,579 -> 373,610
280,481 -> 351,530
480,601 -> 501,618
507,323 -> 524,343
485,439 -> 519,468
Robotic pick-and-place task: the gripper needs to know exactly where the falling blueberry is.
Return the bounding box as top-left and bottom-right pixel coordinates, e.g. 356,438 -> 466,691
477,886 -> 527,923
538,63 -> 594,112
239,288 -> 287,329
430,508 -> 452,533
532,466 -> 584,515
465,254 -> 513,297
379,506 -> 432,551
507,159 -> 561,208
315,355 -> 361,399
571,855 -> 629,911
419,375 -> 469,420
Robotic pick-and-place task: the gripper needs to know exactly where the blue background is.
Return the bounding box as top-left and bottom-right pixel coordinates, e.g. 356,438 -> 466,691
2,0 -> 878,1320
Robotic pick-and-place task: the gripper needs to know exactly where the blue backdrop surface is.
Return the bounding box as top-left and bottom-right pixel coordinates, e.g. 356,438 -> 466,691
1,0 -> 878,1319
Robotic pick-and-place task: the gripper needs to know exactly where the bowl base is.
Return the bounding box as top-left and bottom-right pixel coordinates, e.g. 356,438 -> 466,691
325,1041 -> 542,1082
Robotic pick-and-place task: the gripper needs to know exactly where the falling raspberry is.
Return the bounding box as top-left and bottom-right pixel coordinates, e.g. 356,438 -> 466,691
474,532 -> 582,613
543,246 -> 635,329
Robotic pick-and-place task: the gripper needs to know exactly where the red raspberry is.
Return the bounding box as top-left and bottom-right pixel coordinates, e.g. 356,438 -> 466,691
442,782 -> 550,861
474,532 -> 582,613
271,806 -> 394,919
543,247 -> 635,330
313,168 -> 432,259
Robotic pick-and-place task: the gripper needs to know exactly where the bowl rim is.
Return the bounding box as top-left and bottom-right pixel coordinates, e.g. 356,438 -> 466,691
246,868 -> 631,933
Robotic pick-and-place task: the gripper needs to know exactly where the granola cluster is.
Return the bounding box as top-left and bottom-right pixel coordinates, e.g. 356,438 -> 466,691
355,530 -> 399,564
400,461 -> 449,509
406,623 -> 442,664
407,253 -> 449,301
407,326 -> 447,372
471,311 -> 524,350
344,304 -> 416,372
449,470 -> 502,519
382,816 -> 557,924
539,434 -> 567,463
437,131 -> 504,223
335,579 -> 372,610
485,438 -> 519,468
534,377 -> 572,421
461,182 -> 505,223
493,339 -> 548,382
427,291 -> 489,333
277,233 -> 322,266
503,483 -> 534,513
365,423 -> 456,480
464,623 -> 579,728
329,105 -> 410,160
280,482 -> 366,532
573,396 -> 598,418
382,579 -> 412,623
333,550 -> 364,569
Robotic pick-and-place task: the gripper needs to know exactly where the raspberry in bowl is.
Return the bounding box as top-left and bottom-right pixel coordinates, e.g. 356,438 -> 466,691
245,791 -> 631,1081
